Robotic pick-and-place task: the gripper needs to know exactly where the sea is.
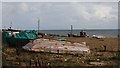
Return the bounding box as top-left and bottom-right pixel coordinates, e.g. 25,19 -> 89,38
39,29 -> 119,38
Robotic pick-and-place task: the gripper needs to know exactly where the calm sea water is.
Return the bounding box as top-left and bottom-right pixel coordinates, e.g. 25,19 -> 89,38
39,29 -> 119,38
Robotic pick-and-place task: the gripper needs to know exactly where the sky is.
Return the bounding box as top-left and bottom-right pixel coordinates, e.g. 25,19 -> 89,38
1,0 -> 120,2
2,2 -> 119,30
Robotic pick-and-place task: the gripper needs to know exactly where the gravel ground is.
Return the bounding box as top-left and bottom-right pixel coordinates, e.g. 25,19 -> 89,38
2,37 -> 120,68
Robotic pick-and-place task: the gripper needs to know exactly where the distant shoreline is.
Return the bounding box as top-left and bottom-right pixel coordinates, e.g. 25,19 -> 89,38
2,29 -> 118,38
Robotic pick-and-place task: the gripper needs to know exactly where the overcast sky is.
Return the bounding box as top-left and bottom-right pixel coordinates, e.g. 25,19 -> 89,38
2,2 -> 118,30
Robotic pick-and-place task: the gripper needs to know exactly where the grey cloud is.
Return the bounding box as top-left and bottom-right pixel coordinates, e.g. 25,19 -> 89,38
2,2 -> 118,30
2,0 -> 119,2
0,2 -> 1,29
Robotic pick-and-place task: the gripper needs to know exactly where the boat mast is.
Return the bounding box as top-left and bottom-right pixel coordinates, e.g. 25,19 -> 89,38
71,25 -> 73,35
38,18 -> 40,34
10,21 -> 12,29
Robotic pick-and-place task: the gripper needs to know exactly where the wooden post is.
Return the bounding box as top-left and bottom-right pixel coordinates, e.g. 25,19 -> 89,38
25,61 -> 28,68
57,49 -> 60,57
103,45 -> 106,51
29,59 -> 31,68
37,56 -> 41,67
35,61 -> 38,68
